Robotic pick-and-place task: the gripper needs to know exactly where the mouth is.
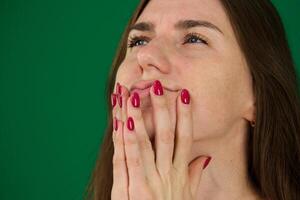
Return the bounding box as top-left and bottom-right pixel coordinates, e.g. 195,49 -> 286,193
130,80 -> 181,98
130,85 -> 153,98
130,85 -> 180,99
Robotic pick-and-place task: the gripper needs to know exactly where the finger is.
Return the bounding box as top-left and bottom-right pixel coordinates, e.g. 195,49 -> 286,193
117,83 -> 130,122
173,89 -> 193,172
123,117 -> 152,198
111,93 -> 118,119
111,92 -> 118,109
111,119 -> 129,200
113,82 -> 122,120
150,80 -> 174,176
189,156 -> 212,197
111,91 -> 119,145
126,92 -> 159,182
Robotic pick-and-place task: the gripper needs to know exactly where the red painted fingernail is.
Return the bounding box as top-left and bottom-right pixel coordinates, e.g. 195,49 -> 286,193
203,156 -> 212,169
153,80 -> 163,96
131,92 -> 140,108
111,94 -> 117,108
118,95 -> 122,108
181,89 -> 190,104
117,82 -> 122,95
127,117 -> 135,131
113,117 -> 118,131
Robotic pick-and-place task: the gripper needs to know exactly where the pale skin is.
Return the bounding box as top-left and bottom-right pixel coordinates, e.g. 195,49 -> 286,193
111,0 -> 264,199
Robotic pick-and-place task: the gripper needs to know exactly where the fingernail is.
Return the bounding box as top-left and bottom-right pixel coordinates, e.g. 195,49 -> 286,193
118,95 -> 122,108
117,82 -> 122,95
113,117 -> 118,131
111,94 -> 117,108
203,156 -> 212,169
181,89 -> 190,104
153,80 -> 163,96
131,92 -> 140,108
127,117 -> 135,131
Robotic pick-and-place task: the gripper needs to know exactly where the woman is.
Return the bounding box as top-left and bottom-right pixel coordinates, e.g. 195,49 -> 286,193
85,0 -> 300,199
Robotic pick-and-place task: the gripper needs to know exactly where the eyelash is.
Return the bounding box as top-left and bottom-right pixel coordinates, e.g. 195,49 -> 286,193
127,32 -> 208,49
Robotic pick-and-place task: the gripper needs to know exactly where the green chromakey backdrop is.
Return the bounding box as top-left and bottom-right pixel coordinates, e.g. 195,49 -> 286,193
1,1 -> 299,199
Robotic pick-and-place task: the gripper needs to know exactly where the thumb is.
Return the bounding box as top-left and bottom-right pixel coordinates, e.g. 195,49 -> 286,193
188,156 -> 212,196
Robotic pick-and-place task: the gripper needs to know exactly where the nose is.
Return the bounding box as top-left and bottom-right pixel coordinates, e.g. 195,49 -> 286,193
136,37 -> 172,74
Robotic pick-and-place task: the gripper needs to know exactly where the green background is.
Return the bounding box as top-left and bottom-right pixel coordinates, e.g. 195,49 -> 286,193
1,1 -> 299,199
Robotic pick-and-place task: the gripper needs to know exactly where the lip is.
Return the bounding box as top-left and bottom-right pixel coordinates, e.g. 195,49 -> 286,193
130,80 -> 180,97
131,87 -> 152,98
130,80 -> 155,91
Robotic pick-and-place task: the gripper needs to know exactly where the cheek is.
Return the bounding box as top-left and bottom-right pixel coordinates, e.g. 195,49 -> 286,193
115,60 -> 139,85
187,66 -> 243,140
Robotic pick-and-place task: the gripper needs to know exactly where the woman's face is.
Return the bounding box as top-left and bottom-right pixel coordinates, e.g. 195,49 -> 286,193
115,0 -> 255,143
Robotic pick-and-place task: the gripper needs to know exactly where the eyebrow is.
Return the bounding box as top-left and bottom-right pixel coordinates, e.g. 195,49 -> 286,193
128,19 -> 224,35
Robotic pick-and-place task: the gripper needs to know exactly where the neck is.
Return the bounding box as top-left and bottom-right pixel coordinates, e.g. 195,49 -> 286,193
190,120 -> 264,200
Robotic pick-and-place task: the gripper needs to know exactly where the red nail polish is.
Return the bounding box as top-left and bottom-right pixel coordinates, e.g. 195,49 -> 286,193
117,82 -> 122,95
111,94 -> 117,108
203,157 -> 212,169
127,117 -> 134,131
181,89 -> 190,104
153,80 -> 163,96
118,95 -> 122,108
113,117 -> 118,131
131,92 -> 140,108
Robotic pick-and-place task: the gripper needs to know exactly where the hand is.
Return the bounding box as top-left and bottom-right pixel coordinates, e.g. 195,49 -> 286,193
111,80 -> 211,200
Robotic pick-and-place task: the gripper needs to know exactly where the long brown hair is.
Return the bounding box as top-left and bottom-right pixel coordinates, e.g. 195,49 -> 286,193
84,1 -> 300,199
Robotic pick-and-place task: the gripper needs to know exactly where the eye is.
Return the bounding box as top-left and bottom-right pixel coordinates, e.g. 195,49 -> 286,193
127,35 -> 150,49
183,32 -> 208,45
127,32 -> 208,49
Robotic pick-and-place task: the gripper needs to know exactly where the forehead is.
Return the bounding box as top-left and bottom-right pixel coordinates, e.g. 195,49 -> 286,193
136,0 -> 229,33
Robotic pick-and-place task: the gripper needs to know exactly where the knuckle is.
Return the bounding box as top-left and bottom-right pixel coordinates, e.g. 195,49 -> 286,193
124,136 -> 138,145
160,130 -> 174,144
112,156 -> 125,167
173,164 -> 188,177
129,184 -> 153,200
113,135 -> 123,145
115,110 -> 122,120
122,110 -> 128,119
126,156 -> 142,167
132,112 -> 143,122
130,194 -> 152,200
139,138 -> 153,150
182,109 -> 191,118
156,98 -> 167,108
128,192 -> 140,200
111,186 -> 127,200
177,133 -> 192,144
